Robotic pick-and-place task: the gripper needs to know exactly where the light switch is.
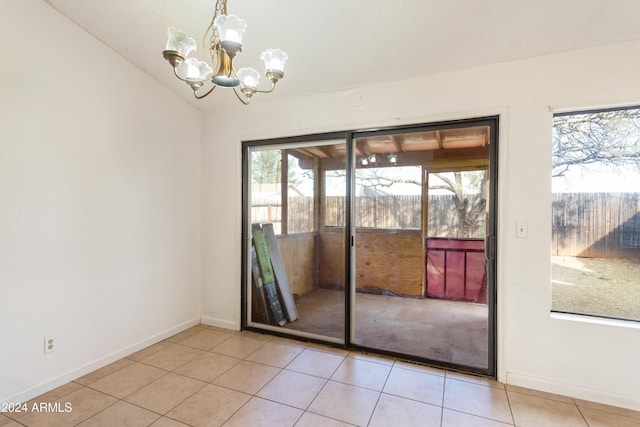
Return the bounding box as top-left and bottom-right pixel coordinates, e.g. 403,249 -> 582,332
517,222 -> 528,238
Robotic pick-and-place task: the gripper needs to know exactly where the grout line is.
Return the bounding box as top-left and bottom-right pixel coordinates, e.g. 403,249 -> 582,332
504,386 -> 516,426
574,400 -> 592,427
444,408 -> 516,426
69,396 -> 123,427
440,374 -> 446,427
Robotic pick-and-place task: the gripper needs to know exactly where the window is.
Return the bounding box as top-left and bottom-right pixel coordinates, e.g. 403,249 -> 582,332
324,166 -> 424,229
250,149 -> 316,235
428,171 -> 487,238
551,107 -> 640,321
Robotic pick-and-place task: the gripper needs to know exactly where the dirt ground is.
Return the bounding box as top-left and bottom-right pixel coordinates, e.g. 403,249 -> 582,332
552,256 -> 640,321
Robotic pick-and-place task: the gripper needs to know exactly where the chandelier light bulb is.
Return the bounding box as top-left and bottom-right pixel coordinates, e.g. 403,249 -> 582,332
165,27 -> 197,58
214,15 -> 247,43
180,57 -> 213,82
238,67 -> 260,89
261,49 -> 288,73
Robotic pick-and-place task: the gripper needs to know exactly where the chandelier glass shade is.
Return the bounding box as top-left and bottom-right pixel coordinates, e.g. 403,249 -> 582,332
162,0 -> 288,104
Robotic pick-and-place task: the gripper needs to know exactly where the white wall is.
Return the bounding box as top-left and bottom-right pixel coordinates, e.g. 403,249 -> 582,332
0,1 -> 202,403
201,41 -> 640,410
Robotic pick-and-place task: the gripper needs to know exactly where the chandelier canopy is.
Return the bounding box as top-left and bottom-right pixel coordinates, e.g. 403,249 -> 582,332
162,0 -> 288,104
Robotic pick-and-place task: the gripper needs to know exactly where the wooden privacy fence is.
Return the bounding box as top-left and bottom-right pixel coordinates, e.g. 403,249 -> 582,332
552,192 -> 640,258
255,192 -> 640,258
252,194 -> 484,237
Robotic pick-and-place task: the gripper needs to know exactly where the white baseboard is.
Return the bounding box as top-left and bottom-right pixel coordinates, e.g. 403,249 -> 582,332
200,315 -> 238,331
506,371 -> 640,412
1,319 -> 199,406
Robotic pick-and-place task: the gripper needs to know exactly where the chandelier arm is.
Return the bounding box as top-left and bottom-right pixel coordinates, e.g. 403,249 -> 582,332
232,87 -> 251,105
194,84 -> 218,99
172,66 -> 189,82
253,81 -> 277,94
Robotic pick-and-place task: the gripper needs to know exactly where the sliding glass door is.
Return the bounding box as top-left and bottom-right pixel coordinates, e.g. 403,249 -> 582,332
242,118 -> 497,375
243,137 -> 347,344
350,124 -> 495,372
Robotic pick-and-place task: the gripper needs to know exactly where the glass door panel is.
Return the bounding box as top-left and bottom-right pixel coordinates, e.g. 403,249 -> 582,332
244,140 -> 347,343
352,125 -> 494,372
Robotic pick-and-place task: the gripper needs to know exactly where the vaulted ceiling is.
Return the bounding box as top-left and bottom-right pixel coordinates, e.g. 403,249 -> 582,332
45,0 -> 640,111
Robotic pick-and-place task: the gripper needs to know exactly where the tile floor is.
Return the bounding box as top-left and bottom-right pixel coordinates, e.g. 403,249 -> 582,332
2,325 -> 639,427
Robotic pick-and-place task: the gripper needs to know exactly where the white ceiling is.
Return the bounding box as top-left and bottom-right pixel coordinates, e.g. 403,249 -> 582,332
45,0 -> 640,112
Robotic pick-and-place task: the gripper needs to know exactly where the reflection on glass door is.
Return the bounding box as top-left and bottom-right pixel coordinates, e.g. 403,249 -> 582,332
244,140 -> 347,343
352,125 -> 494,372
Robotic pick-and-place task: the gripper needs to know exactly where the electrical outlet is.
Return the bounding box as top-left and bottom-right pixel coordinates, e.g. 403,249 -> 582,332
44,337 -> 55,354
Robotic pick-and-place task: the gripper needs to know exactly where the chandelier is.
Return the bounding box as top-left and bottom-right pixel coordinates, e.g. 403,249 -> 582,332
162,0 -> 288,104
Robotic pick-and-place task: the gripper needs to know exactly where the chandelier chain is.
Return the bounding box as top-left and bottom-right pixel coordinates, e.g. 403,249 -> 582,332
204,0 -> 227,63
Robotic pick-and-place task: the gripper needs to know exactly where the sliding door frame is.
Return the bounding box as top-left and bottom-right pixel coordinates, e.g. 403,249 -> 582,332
241,116 -> 498,377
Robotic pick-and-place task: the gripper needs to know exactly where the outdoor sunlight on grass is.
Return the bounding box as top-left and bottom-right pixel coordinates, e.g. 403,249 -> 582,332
551,256 -> 640,321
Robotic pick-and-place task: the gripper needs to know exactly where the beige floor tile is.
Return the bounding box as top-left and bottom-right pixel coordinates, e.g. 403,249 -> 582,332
165,326 -> 204,343
174,351 -> 240,382
174,328 -> 234,350
20,332 -> 640,427
444,378 -> 513,424
446,370 -> 505,389
383,366 -> 445,406
331,358 -> 392,391
442,409 -> 514,426
580,406 -> 640,427
212,360 -> 280,394
76,400 -> 159,426
139,343 -> 203,371
286,349 -> 345,378
236,330 -> 273,342
394,360 -> 446,376
306,343 -> 350,357
508,391 -> 587,427
271,335 -> 310,348
308,380 -> 379,426
505,384 -> 574,403
294,412 -> 354,426
150,417 -> 191,427
257,370 -> 326,409
166,384 -> 251,427
245,341 -> 305,368
348,351 -> 394,366
88,362 -> 167,399
369,393 -> 442,427
74,358 -> 135,385
18,387 -> 117,427
7,381 -> 85,421
223,396 -> 303,427
203,324 -> 238,334
127,341 -> 172,361
0,414 -> 22,426
211,335 -> 267,359
40,381 -> 85,401
125,372 -> 206,414
574,398 -> 640,420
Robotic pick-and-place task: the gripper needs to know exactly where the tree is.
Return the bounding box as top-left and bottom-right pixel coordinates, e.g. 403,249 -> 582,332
331,167 -> 487,237
429,171 -> 487,238
251,150 -> 303,185
553,108 -> 640,178
252,150 -> 281,184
